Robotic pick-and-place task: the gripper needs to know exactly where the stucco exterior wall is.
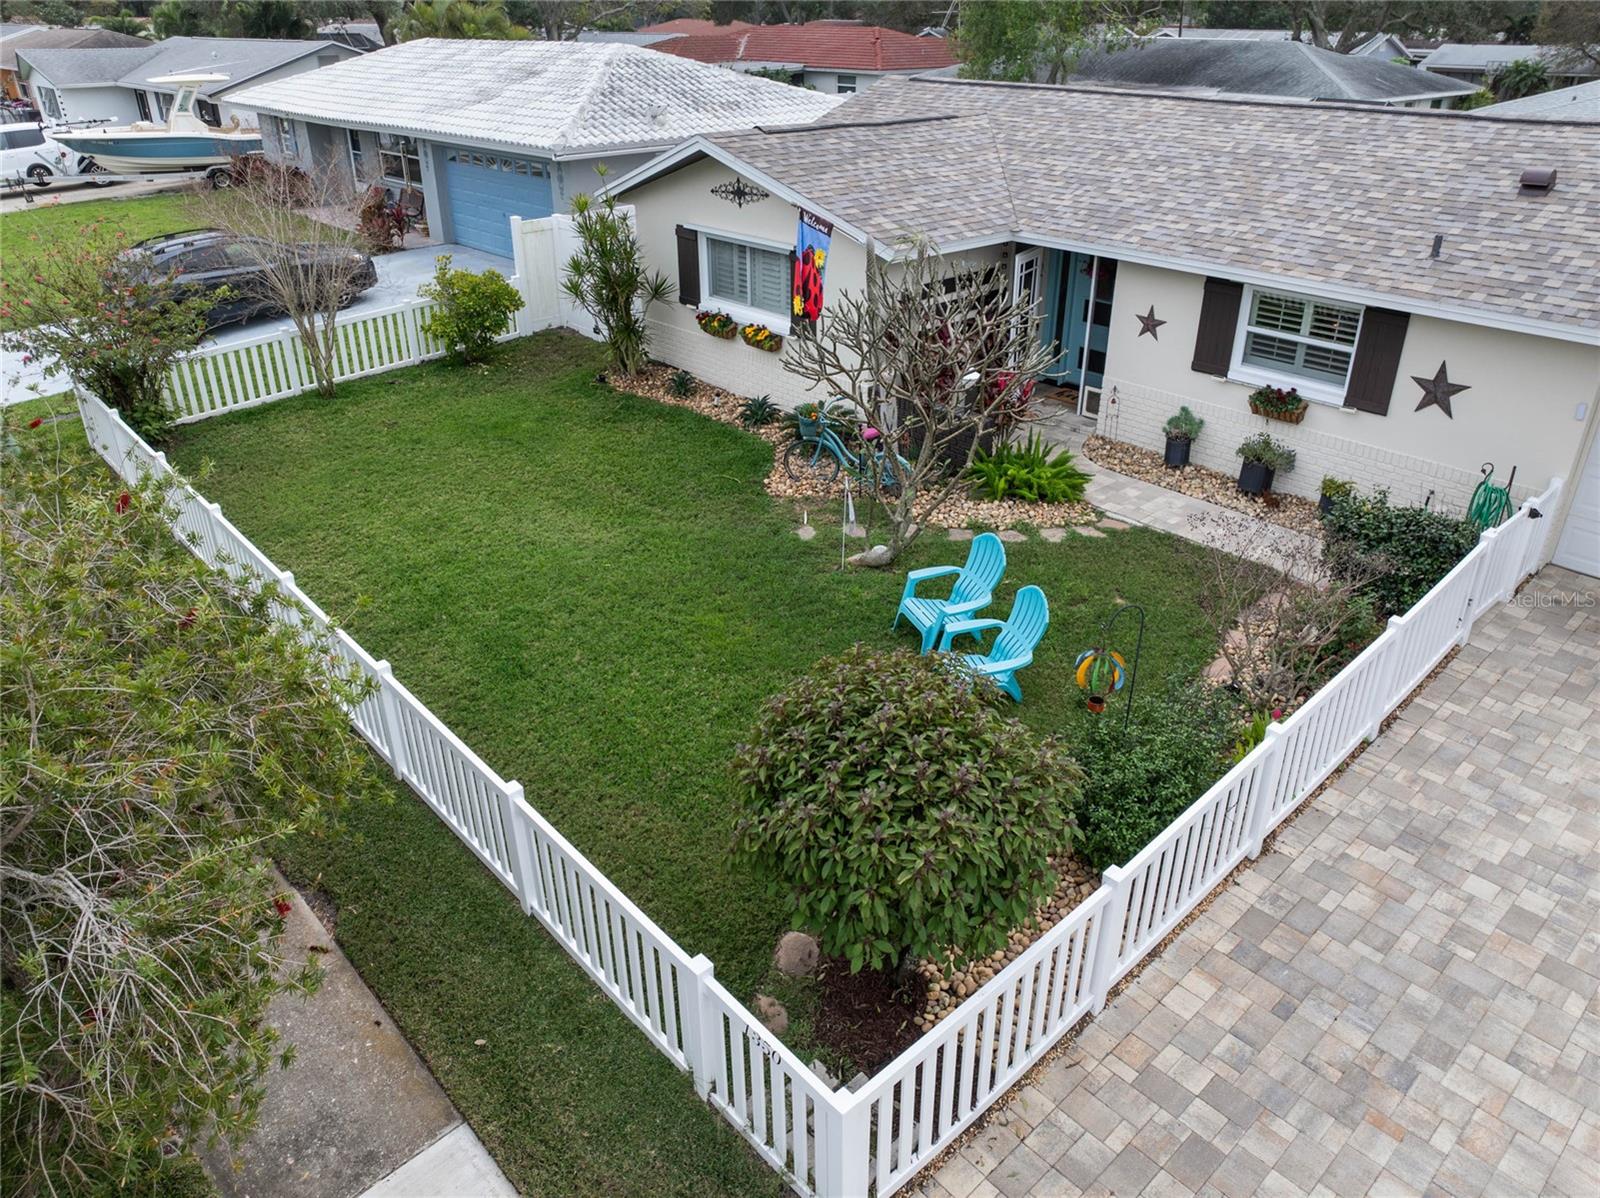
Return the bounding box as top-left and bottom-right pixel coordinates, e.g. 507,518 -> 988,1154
555,152 -> 653,212
1097,261 -> 1600,513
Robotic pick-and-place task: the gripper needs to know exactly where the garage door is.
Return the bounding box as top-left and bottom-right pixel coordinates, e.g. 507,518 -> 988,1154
442,149 -> 553,258
1553,428 -> 1600,577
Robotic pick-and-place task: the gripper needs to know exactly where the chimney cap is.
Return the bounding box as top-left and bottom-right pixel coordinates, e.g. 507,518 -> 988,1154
1519,167 -> 1557,192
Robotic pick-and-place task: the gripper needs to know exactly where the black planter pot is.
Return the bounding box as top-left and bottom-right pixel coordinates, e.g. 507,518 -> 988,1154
1163,435 -> 1192,469
1238,460 -> 1275,495
1319,493 -> 1334,515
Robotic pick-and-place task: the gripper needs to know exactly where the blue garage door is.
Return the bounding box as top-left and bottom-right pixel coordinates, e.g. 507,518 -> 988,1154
442,148 -> 553,258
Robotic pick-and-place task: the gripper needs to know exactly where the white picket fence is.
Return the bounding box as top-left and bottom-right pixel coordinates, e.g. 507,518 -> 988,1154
76,384 -> 1560,1198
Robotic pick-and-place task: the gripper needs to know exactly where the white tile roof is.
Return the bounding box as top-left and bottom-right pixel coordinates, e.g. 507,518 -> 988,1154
227,38 -> 843,156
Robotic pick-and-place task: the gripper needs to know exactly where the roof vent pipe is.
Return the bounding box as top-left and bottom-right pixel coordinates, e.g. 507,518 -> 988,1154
1519,167 -> 1557,192
1430,234 -> 1443,259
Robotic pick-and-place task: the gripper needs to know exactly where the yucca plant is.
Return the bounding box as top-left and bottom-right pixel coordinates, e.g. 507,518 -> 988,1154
669,369 -> 695,398
739,394 -> 778,428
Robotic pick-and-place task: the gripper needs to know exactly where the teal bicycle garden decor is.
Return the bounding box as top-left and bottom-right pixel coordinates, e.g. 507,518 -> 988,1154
784,399 -> 911,491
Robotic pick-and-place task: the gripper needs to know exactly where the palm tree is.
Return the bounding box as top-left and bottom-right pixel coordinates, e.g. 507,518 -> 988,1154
395,0 -> 530,41
1491,57 -> 1550,100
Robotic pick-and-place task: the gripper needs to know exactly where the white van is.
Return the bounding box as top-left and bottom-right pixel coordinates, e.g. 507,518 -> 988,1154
1,123 -> 78,188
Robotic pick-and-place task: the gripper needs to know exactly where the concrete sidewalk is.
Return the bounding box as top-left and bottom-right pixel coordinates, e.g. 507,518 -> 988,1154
202,884 -> 518,1198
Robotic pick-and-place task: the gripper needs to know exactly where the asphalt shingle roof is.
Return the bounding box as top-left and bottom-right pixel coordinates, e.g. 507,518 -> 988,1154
639,20 -> 958,72
669,77 -> 1599,334
0,25 -> 147,71
228,38 -> 842,156
1066,39 -> 1473,102
1424,43 -> 1599,77
1479,79 -> 1600,121
17,37 -> 346,96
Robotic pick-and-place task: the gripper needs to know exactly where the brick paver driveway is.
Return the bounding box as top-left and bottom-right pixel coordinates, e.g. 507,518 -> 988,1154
927,568 -> 1599,1198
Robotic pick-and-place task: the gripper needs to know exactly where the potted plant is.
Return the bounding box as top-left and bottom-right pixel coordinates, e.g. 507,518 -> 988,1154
1163,406 -> 1203,468
695,310 -> 737,339
740,322 -> 784,352
1247,384 -> 1308,424
1236,433 -> 1296,495
1319,475 -> 1354,515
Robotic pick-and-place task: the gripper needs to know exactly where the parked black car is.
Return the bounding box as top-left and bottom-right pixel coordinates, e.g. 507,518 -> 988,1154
116,229 -> 379,330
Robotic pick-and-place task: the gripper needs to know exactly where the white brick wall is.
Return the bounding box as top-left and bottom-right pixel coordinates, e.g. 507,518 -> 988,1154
645,310 -> 820,408
1097,377 -> 1537,515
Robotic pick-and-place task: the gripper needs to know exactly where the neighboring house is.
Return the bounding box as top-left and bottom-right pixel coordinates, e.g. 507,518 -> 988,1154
621,18 -> 959,94
1065,38 -> 1476,107
1422,43 -> 1599,89
0,24 -> 148,100
15,36 -> 360,129
1476,78 -> 1600,120
228,38 -> 840,258
1153,26 -> 1414,60
316,20 -> 385,52
602,76 -> 1600,574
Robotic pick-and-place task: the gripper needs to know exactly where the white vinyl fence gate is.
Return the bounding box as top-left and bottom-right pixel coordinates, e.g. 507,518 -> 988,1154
77,310 -> 1562,1197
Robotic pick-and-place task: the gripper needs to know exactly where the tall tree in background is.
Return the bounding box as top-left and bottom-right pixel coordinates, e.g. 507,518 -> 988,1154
1535,0 -> 1600,70
395,0 -> 530,38
956,1 -> 1161,83
508,0 -> 685,40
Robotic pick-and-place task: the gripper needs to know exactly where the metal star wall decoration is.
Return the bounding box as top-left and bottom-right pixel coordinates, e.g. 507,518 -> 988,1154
1135,305 -> 1165,339
1412,361 -> 1470,419
709,179 -> 769,208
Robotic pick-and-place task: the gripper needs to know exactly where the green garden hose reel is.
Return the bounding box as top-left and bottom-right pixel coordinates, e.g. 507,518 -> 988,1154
1467,462 -> 1515,531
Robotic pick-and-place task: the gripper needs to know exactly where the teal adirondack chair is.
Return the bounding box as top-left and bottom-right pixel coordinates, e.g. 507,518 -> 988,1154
938,585 -> 1049,702
893,532 -> 1007,654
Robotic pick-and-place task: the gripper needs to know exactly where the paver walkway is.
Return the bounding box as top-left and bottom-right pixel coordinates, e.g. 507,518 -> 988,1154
924,568 -> 1600,1198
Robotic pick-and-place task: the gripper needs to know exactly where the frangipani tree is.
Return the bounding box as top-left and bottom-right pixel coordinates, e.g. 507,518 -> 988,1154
783,238 -> 1055,563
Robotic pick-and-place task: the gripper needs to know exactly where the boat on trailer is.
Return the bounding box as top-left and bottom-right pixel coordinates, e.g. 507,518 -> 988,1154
50,73 -> 262,173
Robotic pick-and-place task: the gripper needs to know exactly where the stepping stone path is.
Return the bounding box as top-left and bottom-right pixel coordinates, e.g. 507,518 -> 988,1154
947,529 -> 974,541
794,524 -> 816,541
998,529 -> 1027,543
1074,525 -> 1107,538
1038,528 -> 1067,543
797,513 -> 1136,545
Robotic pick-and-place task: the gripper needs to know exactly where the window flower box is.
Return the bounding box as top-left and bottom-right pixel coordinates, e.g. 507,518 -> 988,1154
1247,385 -> 1309,424
695,310 -> 737,339
740,323 -> 783,353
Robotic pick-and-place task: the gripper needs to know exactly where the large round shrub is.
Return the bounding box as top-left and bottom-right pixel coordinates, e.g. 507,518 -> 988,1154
731,646 -> 1081,973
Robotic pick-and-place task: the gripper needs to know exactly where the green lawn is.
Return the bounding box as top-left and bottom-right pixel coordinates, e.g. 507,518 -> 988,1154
1,193 -> 194,292
163,332 -> 1227,1196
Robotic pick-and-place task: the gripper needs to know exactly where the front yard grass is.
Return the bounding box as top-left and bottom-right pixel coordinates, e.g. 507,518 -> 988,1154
164,331 -> 1228,1195
0,193 -> 194,293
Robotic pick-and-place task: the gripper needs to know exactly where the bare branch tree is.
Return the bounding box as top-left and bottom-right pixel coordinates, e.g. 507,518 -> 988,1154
783,238 -> 1055,564
187,162 -> 376,398
1183,512 -> 1389,711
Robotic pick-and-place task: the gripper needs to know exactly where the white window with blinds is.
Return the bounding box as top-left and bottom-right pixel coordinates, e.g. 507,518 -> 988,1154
1232,286 -> 1363,401
704,234 -> 791,325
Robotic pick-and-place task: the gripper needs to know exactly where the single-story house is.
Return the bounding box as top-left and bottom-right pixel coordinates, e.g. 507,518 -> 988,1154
603,76 -> 1600,576
15,36 -> 360,128
1422,43 -> 1599,89
228,38 -> 841,259
0,24 -> 147,100
1153,26 -> 1414,61
1064,38 -> 1477,107
612,18 -> 960,95
1477,78 -> 1600,121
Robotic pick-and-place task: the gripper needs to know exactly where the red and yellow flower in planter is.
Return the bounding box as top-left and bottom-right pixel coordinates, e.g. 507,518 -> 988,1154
740,323 -> 783,353
695,310 -> 737,339
1247,385 -> 1308,424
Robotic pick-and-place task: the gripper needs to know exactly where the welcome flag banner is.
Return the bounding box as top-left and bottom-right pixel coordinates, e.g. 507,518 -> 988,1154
793,209 -> 833,322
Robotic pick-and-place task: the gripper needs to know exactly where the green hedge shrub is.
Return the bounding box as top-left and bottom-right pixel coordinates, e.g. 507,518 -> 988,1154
968,433 -> 1092,504
1073,681 -> 1239,871
731,646 -> 1082,973
1324,489 -> 1479,616
419,254 -> 525,364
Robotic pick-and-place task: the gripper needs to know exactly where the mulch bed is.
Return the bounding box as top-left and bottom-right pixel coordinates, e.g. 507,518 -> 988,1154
1083,434 -> 1325,537
813,956 -> 923,1075
608,365 -> 1099,531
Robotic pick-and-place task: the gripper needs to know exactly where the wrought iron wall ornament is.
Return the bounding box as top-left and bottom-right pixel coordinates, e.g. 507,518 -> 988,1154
710,179 -> 770,208
1135,305 -> 1166,339
1412,361 -> 1469,419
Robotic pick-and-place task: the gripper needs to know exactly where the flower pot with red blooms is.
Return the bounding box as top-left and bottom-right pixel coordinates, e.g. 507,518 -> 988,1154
1247,385 -> 1308,424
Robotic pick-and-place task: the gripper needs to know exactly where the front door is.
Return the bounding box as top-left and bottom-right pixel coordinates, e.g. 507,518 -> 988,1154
1050,253 -> 1118,413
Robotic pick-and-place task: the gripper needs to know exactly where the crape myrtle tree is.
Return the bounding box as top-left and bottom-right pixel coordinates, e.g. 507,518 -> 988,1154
783,238 -> 1056,564
0,418 -> 377,1195
188,163 -> 375,398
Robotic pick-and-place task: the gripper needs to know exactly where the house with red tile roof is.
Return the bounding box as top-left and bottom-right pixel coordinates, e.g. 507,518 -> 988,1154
624,19 -> 959,95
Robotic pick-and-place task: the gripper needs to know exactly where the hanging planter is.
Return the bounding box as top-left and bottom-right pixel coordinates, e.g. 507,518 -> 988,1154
1073,647 -> 1126,713
695,310 -> 737,339
740,323 -> 784,353
1247,385 -> 1309,424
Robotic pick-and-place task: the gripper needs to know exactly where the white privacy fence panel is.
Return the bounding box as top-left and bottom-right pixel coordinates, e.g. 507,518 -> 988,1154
76,381 -> 1562,1198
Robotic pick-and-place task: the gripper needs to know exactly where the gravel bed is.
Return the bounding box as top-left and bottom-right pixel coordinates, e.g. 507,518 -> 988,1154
1083,435 -> 1325,537
612,367 -> 1099,531
913,856 -> 1098,1031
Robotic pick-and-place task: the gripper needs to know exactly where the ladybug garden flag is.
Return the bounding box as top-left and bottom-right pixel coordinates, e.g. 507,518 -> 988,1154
793,209 -> 833,323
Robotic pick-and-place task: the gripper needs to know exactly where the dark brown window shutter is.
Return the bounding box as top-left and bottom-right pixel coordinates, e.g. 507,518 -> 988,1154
1343,307 -> 1409,415
675,225 -> 699,307
1190,277 -> 1244,375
